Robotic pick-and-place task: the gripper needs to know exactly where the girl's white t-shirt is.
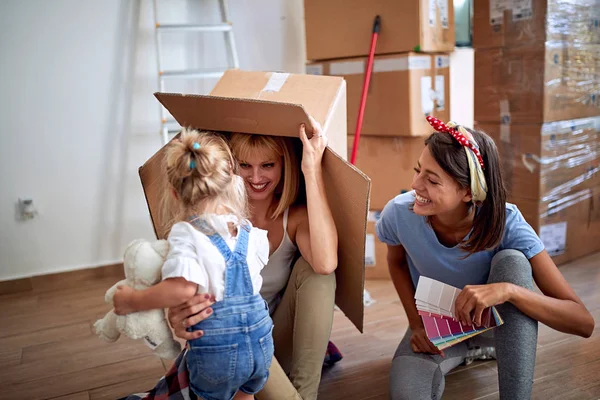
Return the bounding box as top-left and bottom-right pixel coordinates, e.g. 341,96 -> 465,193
161,215 -> 270,302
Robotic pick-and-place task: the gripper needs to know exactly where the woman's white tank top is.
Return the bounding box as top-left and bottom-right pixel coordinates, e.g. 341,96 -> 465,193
260,208 -> 298,312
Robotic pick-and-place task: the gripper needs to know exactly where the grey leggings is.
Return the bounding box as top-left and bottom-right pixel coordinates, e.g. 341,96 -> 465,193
389,250 -> 539,400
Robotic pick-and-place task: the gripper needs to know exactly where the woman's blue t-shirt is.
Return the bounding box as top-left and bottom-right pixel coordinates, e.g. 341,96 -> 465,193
375,191 -> 545,289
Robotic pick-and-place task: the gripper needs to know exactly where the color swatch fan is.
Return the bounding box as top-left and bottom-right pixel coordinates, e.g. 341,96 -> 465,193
415,276 -> 503,350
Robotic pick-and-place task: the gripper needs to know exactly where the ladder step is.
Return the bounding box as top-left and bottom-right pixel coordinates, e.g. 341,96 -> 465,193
156,23 -> 232,33
160,69 -> 227,79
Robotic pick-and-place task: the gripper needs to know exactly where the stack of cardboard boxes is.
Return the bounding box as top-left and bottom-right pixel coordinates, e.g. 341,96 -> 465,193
474,0 -> 600,264
303,0 -> 455,278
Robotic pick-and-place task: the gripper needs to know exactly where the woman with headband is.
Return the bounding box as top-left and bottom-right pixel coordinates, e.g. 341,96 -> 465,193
376,117 -> 594,400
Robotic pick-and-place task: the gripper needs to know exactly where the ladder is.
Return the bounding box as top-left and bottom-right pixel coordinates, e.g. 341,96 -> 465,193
152,0 -> 239,145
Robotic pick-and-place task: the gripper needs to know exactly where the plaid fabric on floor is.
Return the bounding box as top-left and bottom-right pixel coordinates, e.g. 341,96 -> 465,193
120,349 -> 197,400
323,340 -> 343,367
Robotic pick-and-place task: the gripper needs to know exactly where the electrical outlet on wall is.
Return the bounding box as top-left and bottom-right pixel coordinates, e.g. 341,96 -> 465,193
17,198 -> 38,221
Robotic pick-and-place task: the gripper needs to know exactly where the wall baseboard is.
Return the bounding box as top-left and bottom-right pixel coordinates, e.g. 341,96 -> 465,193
0,263 -> 125,296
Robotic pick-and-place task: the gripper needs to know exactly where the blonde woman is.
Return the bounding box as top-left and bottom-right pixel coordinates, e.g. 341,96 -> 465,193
123,119 -> 338,400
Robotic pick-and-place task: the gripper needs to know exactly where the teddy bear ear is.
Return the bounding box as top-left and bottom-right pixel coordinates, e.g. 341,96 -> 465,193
152,240 -> 170,259
125,238 -> 145,253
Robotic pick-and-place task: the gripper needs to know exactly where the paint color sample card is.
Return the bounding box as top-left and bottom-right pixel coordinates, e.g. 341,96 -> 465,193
415,276 -> 504,350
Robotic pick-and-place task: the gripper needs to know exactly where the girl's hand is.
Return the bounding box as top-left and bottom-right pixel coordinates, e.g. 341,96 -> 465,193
113,286 -> 137,316
454,283 -> 513,326
410,327 -> 444,357
167,293 -> 216,340
299,116 -> 328,174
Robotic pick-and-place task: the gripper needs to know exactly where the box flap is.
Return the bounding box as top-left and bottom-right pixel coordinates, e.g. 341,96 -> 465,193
155,93 -> 313,139
141,81 -> 370,332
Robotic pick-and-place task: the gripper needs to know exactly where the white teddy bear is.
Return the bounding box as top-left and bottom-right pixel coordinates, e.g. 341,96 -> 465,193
93,238 -> 182,359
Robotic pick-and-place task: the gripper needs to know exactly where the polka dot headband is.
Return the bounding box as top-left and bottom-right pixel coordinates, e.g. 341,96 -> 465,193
426,116 -> 488,203
426,116 -> 485,169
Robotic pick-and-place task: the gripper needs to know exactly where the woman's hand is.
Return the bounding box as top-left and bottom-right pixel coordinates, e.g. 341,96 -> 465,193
299,116 -> 328,175
410,327 -> 444,357
454,283 -> 513,326
167,293 -> 215,340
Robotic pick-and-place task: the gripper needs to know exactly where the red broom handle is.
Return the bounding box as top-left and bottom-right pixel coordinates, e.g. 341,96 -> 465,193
350,15 -> 381,165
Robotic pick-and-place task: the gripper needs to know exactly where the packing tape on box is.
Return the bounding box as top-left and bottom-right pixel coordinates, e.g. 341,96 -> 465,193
422,77 -> 434,114
521,153 -> 539,173
330,60 -> 364,76
367,211 -> 382,223
262,72 -> 290,93
545,165 -> 600,198
373,54 -> 446,73
329,55 -> 432,77
429,0 -> 437,26
500,123 -> 511,143
305,64 -> 323,76
500,99 -> 511,124
542,188 -> 593,218
373,57 -> 409,73
410,56 -> 432,70
435,75 -> 445,111
365,234 -> 376,266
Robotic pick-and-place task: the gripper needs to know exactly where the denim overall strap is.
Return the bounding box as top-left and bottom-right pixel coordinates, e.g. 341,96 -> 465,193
233,225 -> 250,259
206,232 -> 233,262
188,216 -> 234,261
222,225 -> 254,298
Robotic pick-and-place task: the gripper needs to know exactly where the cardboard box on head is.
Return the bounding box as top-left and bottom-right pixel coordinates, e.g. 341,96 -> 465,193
138,70 -> 371,332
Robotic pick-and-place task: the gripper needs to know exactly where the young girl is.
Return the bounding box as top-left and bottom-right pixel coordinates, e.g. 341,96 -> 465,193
164,121 -> 337,400
113,128 -> 274,400
377,117 -> 594,399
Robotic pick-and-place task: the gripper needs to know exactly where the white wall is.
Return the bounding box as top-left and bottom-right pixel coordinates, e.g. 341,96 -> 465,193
0,0 -> 306,281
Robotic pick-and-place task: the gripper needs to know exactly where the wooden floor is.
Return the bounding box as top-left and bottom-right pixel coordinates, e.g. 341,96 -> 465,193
0,253 -> 598,400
